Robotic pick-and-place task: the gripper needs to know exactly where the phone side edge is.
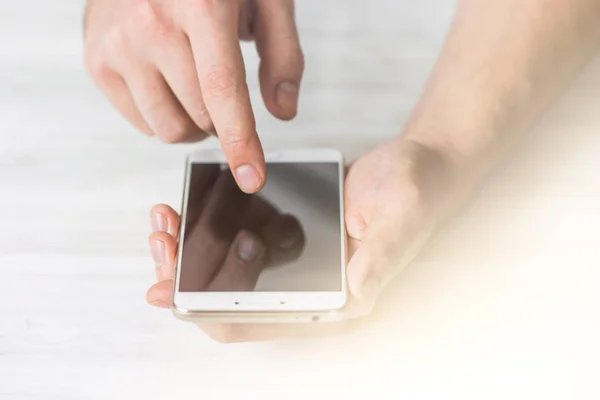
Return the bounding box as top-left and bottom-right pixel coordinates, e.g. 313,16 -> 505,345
171,157 -> 193,312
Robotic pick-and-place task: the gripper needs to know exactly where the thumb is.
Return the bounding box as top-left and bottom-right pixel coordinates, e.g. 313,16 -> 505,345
346,234 -> 389,304
346,216 -> 433,308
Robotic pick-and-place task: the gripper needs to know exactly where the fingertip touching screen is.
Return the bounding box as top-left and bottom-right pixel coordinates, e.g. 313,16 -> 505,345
179,162 -> 342,292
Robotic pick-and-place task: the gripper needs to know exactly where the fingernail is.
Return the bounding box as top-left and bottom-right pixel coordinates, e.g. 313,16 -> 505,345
151,213 -> 168,233
235,164 -> 261,193
237,233 -> 266,263
150,239 -> 165,267
276,82 -> 299,111
150,300 -> 170,309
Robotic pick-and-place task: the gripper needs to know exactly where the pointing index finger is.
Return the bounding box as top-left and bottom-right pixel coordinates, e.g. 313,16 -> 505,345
184,0 -> 266,193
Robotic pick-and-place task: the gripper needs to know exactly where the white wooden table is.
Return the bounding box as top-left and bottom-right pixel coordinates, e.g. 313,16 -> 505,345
1,1 -> 599,399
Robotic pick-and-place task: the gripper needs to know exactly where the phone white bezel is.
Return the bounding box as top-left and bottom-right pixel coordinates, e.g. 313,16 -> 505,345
172,148 -> 347,315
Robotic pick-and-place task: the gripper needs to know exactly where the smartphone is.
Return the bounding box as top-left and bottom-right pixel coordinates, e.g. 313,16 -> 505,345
171,148 -> 347,323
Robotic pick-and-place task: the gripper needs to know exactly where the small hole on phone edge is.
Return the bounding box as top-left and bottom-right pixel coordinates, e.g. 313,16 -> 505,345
280,301 -> 285,305
234,301 -> 239,305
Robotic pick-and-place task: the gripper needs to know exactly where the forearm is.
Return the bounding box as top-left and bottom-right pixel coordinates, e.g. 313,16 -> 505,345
405,0 -> 600,193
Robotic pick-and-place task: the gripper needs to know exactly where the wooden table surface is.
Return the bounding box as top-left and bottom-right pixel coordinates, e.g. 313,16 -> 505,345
1,1 -> 599,399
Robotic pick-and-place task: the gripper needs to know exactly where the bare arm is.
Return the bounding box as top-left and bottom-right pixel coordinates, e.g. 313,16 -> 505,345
405,0 -> 600,205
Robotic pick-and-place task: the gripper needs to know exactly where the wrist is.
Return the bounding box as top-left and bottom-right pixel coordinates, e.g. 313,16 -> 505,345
396,89 -> 511,221
398,60 -> 534,199
400,104 -> 501,198
389,135 -> 482,226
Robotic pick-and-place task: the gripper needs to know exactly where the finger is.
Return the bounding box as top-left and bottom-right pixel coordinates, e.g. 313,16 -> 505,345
255,0 -> 304,120
207,230 -> 266,291
238,0 -> 255,41
147,279 -> 174,308
185,1 -> 266,193
179,170 -> 251,291
150,204 -> 180,238
89,66 -> 154,136
346,214 -> 432,303
261,214 -> 305,266
345,216 -> 389,302
149,231 -> 178,282
121,63 -> 207,143
150,31 -> 215,134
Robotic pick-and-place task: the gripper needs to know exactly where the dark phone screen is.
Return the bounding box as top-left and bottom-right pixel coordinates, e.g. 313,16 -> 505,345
179,162 -> 343,292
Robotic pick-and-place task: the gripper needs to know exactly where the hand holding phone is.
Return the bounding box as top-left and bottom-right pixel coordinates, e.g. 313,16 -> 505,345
148,141 -> 450,342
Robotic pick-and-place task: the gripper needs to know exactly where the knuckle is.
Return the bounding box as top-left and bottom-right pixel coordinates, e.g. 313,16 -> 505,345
83,50 -> 110,82
84,27 -> 128,80
284,45 -> 305,72
267,35 -> 304,73
100,24 -> 131,62
129,0 -> 173,44
219,130 -> 252,154
202,64 -> 238,100
86,23 -> 130,67
193,0 -> 215,13
155,118 -> 190,143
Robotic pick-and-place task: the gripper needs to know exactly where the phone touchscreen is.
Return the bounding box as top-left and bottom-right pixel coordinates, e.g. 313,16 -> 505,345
179,162 -> 343,293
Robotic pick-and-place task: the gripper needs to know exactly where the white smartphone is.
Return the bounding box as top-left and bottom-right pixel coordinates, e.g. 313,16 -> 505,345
171,148 -> 348,323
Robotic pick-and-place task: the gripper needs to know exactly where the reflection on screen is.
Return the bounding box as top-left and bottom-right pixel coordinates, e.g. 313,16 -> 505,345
179,162 -> 342,292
